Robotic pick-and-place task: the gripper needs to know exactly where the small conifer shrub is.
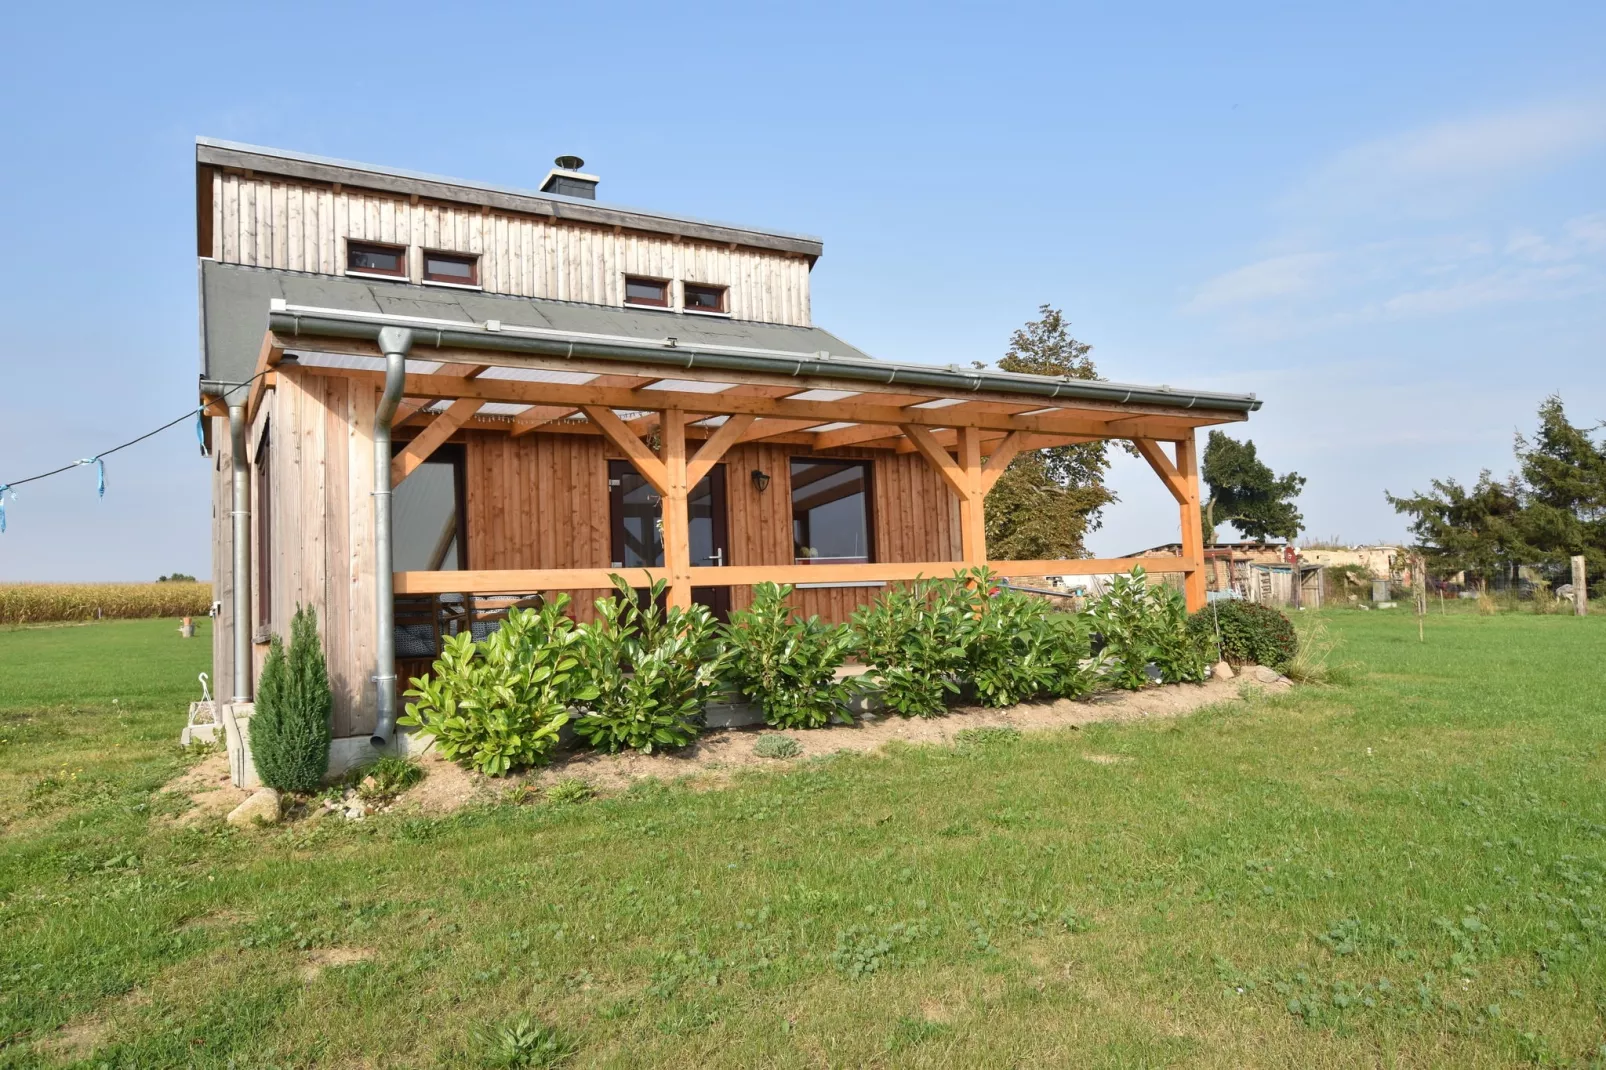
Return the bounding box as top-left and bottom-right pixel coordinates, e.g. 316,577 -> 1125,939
250,605 -> 333,793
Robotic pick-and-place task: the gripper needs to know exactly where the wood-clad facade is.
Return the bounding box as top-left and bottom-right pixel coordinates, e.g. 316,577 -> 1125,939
198,140 -> 1260,741
463,429 -> 962,623
204,170 -> 813,326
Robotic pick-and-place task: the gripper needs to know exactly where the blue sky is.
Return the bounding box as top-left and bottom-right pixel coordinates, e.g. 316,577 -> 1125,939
1,1 -> 1602,579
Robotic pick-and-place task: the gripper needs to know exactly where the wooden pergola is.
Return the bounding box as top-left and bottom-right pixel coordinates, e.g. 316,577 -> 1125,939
219,305 -> 1258,614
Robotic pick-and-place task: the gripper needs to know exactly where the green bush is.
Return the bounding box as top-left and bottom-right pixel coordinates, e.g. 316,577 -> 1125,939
544,777 -> 594,805
356,755 -> 424,799
957,574 -> 1098,706
722,582 -> 855,729
753,733 -> 803,759
251,605 -> 333,793
1186,599 -> 1298,669
851,576 -> 970,717
400,595 -> 593,777
572,576 -> 727,753
1089,569 -> 1209,690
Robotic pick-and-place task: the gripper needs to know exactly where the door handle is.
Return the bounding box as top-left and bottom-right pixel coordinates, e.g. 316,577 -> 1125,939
709,548 -> 725,567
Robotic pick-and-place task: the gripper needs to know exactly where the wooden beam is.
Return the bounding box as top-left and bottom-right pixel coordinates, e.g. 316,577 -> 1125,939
391,398 -> 483,485
957,426 -> 987,565
278,333 -> 1250,426
511,405 -> 582,436
739,418 -> 830,443
1176,434 -> 1207,612
1133,438 -> 1189,505
686,414 -> 755,486
900,424 -> 972,501
306,365 -> 1206,440
243,331 -> 284,423
393,557 -> 1192,596
661,408 -> 692,609
582,405 -> 669,495
979,430 -> 1029,494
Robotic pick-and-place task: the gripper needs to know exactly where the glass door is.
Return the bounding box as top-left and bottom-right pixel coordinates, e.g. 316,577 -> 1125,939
608,460 -> 730,619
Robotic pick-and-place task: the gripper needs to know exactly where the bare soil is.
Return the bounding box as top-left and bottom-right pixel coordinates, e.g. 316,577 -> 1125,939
158,752 -> 248,826
512,672 -> 1290,797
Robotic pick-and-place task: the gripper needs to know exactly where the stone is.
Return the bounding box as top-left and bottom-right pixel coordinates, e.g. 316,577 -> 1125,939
1212,660 -> 1235,681
226,788 -> 282,827
1252,666 -> 1284,684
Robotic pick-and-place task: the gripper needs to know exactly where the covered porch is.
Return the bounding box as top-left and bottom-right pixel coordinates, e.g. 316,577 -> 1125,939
247,300 -> 1253,614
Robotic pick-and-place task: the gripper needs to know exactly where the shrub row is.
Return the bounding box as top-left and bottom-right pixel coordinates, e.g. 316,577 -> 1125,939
0,581 -> 213,624
402,568 -> 1292,777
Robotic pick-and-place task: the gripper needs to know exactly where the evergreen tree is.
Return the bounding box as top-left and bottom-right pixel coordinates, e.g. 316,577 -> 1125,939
250,605 -> 333,793
1514,395 -> 1606,572
1386,473 -> 1530,584
983,306 -> 1117,559
1388,396 -> 1606,588
1200,431 -> 1305,543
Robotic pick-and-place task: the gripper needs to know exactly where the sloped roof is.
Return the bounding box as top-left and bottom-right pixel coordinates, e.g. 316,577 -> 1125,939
199,261 -> 871,387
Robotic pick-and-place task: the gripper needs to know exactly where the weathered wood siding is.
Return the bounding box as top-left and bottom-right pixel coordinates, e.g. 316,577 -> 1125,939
209,170 -> 812,326
233,370 -> 382,738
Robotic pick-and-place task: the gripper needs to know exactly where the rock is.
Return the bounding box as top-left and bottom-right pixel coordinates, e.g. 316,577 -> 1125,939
1212,660 -> 1235,681
1252,666 -> 1284,684
226,789 -> 282,827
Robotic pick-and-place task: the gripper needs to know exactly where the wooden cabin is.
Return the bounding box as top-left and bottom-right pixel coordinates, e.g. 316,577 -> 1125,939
194,139 -> 1261,746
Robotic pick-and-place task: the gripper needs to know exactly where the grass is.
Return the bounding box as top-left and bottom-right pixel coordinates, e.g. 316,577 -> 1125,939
1,613 -> 1604,1067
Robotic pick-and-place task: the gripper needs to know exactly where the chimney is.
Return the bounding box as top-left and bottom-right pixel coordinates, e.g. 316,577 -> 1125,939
540,155 -> 599,200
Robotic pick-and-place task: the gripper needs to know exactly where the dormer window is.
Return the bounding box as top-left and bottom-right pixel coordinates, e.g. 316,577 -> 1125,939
423,250 -> 479,287
624,276 -> 669,308
347,241 -> 407,279
683,283 -> 728,314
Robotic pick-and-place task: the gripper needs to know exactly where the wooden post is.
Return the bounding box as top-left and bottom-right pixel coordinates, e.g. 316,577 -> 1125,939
661,409 -> 692,609
1573,554 -> 1588,616
1175,433 -> 1207,612
957,426 -> 987,566
1413,552 -> 1427,641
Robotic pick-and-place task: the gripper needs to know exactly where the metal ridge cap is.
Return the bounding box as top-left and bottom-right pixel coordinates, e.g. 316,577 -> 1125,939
196,138 -> 824,249
267,305 -> 1261,412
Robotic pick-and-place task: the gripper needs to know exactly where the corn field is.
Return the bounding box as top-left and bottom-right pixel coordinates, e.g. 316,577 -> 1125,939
0,582 -> 213,624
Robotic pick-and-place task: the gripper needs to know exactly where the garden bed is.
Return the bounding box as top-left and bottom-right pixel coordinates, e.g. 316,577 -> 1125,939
389,668 -> 1291,811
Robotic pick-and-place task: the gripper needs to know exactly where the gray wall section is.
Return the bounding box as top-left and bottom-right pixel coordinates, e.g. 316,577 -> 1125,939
199,261 -> 873,387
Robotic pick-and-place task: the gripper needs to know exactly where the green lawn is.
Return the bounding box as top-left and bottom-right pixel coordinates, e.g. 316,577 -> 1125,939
1,612 -> 1603,1068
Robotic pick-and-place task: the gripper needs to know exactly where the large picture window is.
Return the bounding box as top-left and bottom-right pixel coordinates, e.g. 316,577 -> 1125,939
791,459 -> 872,565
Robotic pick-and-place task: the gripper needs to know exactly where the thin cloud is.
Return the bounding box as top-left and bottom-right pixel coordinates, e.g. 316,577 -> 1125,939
1284,99 -> 1606,220
1183,251 -> 1333,312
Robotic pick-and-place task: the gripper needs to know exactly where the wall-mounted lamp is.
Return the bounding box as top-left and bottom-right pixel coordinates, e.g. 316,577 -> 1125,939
750,469 -> 771,493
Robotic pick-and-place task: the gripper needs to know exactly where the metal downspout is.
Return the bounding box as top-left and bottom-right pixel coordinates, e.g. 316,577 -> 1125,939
370,326 -> 413,747
228,403 -> 253,702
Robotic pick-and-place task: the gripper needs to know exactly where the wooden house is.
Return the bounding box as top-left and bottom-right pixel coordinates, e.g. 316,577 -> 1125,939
194,140 -> 1261,751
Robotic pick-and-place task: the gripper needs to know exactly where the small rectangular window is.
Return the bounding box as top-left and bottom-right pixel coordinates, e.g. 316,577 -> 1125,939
347,241 -> 407,278
683,283 -> 727,313
624,276 -> 669,307
423,250 -> 478,286
791,460 -> 873,565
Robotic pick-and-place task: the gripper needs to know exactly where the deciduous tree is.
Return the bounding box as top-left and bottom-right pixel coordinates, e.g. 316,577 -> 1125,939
983,306 -> 1117,559
1200,431 -> 1305,543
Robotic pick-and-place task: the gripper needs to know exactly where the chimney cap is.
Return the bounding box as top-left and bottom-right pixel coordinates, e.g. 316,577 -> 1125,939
540,154 -> 600,200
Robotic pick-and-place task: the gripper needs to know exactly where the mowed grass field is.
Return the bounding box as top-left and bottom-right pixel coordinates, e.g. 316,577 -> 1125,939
1,612 -> 1603,1068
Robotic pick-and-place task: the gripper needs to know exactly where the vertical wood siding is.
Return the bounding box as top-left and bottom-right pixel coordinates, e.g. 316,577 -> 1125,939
243,370 -> 381,737
459,436 -> 961,625
210,172 -> 812,326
